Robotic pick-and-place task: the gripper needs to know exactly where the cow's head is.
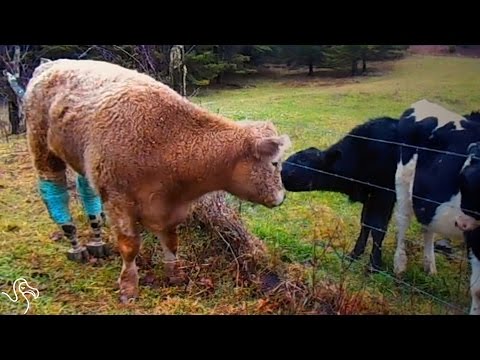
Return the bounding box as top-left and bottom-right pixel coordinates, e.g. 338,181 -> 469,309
227,121 -> 291,208
456,142 -> 480,232
280,146 -> 342,192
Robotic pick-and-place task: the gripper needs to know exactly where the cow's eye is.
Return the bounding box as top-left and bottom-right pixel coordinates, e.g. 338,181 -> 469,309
272,162 -> 279,167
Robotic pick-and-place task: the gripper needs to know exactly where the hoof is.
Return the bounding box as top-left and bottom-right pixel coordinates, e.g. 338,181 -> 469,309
393,252 -> 407,275
86,241 -> 110,258
167,274 -> 188,287
366,264 -> 383,274
348,251 -> 360,261
119,294 -> 137,304
423,263 -> 437,275
164,261 -> 188,286
367,258 -> 383,274
67,246 -> 89,263
119,284 -> 138,304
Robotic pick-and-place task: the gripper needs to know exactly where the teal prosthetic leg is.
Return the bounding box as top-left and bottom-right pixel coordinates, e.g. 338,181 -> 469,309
76,175 -> 102,218
38,179 -> 72,225
76,175 -> 109,258
38,179 -> 88,262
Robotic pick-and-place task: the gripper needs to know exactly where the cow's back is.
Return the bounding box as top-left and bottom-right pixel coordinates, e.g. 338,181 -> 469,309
24,59 -> 166,124
24,59 -> 185,174
405,105 -> 480,234
341,117 -> 399,188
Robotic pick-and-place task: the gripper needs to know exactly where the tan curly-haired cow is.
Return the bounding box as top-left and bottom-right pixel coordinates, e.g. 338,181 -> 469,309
23,59 -> 291,303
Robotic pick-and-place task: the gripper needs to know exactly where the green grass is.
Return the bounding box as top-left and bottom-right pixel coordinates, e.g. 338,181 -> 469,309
1,54 -> 479,314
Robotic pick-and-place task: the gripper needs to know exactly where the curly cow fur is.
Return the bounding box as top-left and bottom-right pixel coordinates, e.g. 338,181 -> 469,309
23,59 -> 291,302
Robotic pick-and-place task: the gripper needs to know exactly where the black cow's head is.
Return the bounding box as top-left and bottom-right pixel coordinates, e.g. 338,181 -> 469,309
456,142 -> 480,231
280,146 -> 342,192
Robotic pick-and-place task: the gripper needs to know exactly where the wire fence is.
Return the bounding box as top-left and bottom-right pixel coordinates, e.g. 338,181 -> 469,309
215,118 -> 475,313
266,199 -> 472,314
0,122 -> 476,315
273,123 -> 476,314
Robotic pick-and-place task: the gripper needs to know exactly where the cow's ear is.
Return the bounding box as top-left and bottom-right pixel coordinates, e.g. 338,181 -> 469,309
468,142 -> 480,155
324,149 -> 342,166
468,142 -> 480,163
254,135 -> 291,160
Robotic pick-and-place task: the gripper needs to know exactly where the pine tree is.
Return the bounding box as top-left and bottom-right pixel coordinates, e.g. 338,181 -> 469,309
326,45 -> 407,76
280,45 -> 328,76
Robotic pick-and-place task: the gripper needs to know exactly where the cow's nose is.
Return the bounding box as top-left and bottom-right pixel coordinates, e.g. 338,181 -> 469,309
455,220 -> 467,230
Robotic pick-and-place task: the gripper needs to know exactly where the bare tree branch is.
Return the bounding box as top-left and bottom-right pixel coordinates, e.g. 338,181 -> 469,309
112,45 -> 149,74
185,45 -> 196,55
78,46 -> 95,59
11,46 -> 20,78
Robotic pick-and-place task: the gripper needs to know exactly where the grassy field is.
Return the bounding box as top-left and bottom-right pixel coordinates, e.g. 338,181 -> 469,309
1,54 -> 480,314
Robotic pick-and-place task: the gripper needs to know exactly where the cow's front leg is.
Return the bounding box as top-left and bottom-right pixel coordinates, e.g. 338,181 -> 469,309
156,227 -> 187,286
141,200 -> 190,286
104,194 -> 140,303
116,230 -> 141,303
470,252 -> 480,315
423,229 -> 437,275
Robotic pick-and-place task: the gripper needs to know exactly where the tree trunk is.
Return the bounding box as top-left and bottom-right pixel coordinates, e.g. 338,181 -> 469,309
362,57 -> 367,74
3,46 -> 27,133
4,70 -> 26,134
169,45 -> 187,96
308,62 -> 314,76
8,99 -> 20,135
351,60 -> 358,76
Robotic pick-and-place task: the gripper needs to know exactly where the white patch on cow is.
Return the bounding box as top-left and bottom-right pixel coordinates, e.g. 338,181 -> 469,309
456,213 -> 480,232
429,193 -> 464,239
428,154 -> 479,236
423,229 -> 437,275
394,155 -> 417,274
453,153 -> 480,232
469,252 -> 480,315
461,153 -> 473,172
157,232 -> 177,263
410,99 -> 465,129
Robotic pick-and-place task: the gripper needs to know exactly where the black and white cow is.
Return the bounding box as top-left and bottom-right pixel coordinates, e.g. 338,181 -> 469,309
393,99 -> 480,315
281,117 -> 400,271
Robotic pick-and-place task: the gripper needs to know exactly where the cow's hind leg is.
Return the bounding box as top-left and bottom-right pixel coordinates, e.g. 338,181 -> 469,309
76,174 -> 109,258
27,116 -> 88,262
25,100 -> 89,261
35,155 -> 89,262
